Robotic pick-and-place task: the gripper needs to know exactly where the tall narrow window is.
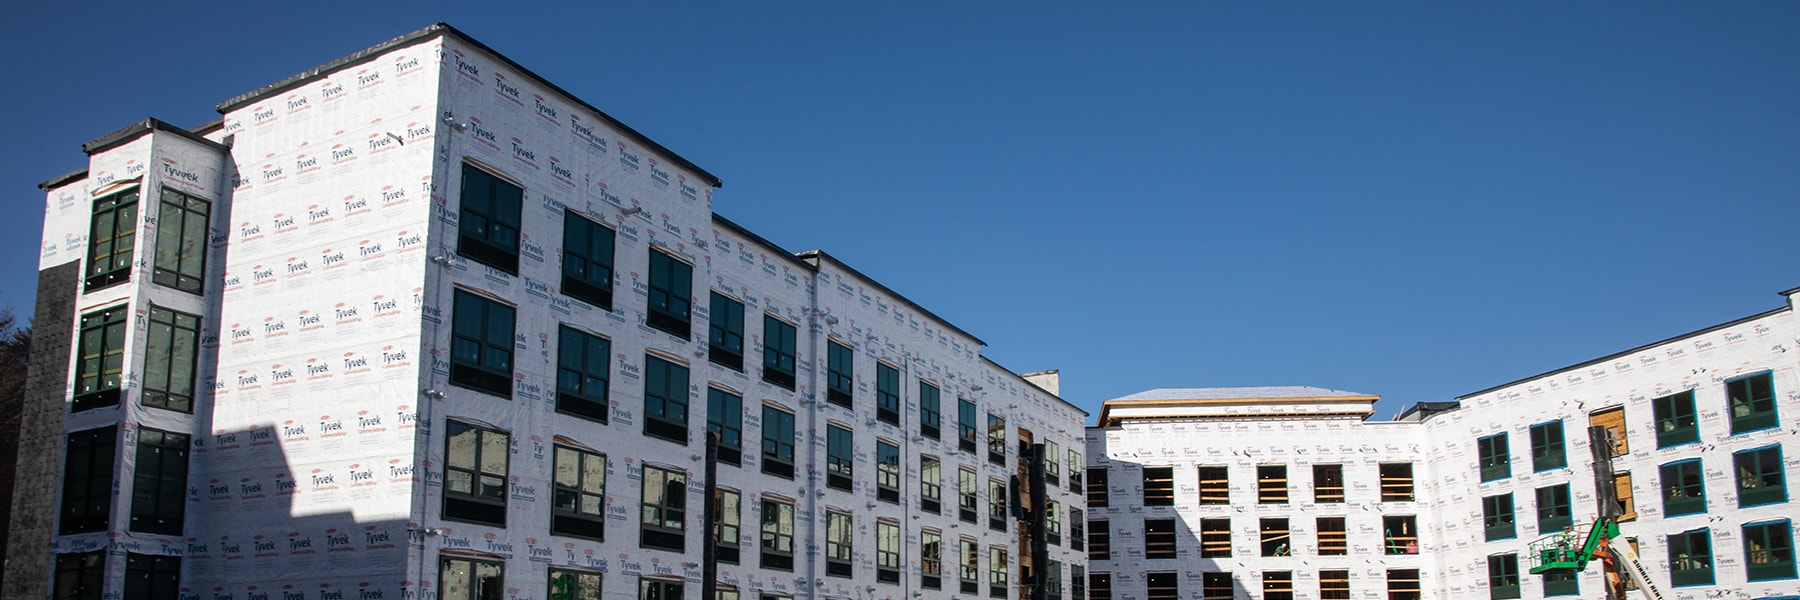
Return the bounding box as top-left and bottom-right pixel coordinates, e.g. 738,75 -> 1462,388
1046,561 -> 1064,600
1145,518 -> 1176,558
759,498 -> 795,571
1744,520 -> 1796,581
1661,459 -> 1706,516
457,163 -> 523,273
716,489 -> 741,564
1047,500 -> 1062,545
549,568 -> 603,600
1144,572 -> 1176,600
646,250 -> 692,339
921,455 -> 943,513
825,423 -> 853,491
921,529 -> 944,589
60,426 -> 116,534
451,289 -> 515,398
444,421 -> 509,526
1143,466 -> 1174,506
638,578 -> 682,600
825,511 -> 853,577
707,293 -> 743,370
958,398 -> 978,452
1590,406 -> 1628,457
1380,463 -> 1414,501
1478,433 -> 1511,482
877,440 -> 901,503
1319,570 -> 1350,600
1383,515 -> 1418,555
1653,390 -> 1699,448
141,306 -> 199,413
1258,465 -> 1288,504
1260,518 -> 1291,557
1487,554 -> 1520,600
1069,450 -> 1084,492
1316,517 -> 1347,556
556,326 -> 610,423
1070,508 -> 1085,552
53,550 -> 105,600
986,414 -> 1006,465
1072,566 -> 1086,600
1735,445 -> 1786,507
1045,440 -> 1061,484
561,209 -> 615,310
877,520 -> 901,583
960,538 -> 981,594
959,466 -> 979,523
1311,464 -> 1342,503
876,362 -> 900,425
86,187 -> 139,290
552,445 -> 606,541
706,388 -> 743,466
152,188 -> 209,294
1262,571 -> 1293,600
988,478 -> 1007,531
1087,467 -> 1109,507
640,465 -> 686,552
988,547 -> 1008,599
1483,493 -> 1516,541
825,341 -> 853,407
1728,372 -> 1778,434
643,356 -> 689,444
129,428 -> 189,535
1201,518 -> 1232,558
1089,519 -> 1111,560
919,381 -> 941,440
123,553 -> 181,600
761,314 -> 796,389
1614,471 -> 1638,521
762,406 -> 796,479
73,306 -> 127,411
1668,528 -> 1714,586
1530,421 -> 1567,471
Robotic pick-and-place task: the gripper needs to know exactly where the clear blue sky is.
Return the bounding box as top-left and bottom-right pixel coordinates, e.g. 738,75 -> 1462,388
4,2 -> 1797,422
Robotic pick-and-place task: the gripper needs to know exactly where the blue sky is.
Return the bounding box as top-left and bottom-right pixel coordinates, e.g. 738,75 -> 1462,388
3,2 -> 1797,421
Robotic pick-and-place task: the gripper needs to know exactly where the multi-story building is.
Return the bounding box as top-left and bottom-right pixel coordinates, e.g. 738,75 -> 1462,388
7,23 -> 1088,600
1088,287 -> 1800,600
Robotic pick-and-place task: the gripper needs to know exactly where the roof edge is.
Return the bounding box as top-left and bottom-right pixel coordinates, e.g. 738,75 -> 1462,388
711,213 -> 814,272
39,167 -> 89,191
796,249 -> 987,347
980,355 -> 1088,417
82,117 -> 230,156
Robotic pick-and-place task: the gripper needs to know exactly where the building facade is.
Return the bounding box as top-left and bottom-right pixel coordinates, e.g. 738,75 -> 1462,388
8,24 -> 1088,600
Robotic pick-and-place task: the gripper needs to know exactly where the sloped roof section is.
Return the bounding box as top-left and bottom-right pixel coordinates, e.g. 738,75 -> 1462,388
1110,386 -> 1374,402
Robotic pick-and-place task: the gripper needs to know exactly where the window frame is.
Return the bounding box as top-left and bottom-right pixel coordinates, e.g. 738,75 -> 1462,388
561,209 -> 616,310
825,340 -> 853,407
707,292 -> 744,371
1145,517 -> 1176,559
1530,420 -> 1567,472
1652,390 -> 1700,448
1311,464 -> 1342,503
762,405 -> 796,479
151,187 -> 210,294
73,306 -> 128,411
876,519 -> 901,584
825,423 -> 853,491
876,362 -> 900,425
128,427 -> 189,535
1734,444 -> 1786,507
643,355 -> 690,444
1482,493 -> 1516,541
1383,515 -> 1418,555
876,439 -> 901,503
706,387 -> 743,466
549,567 -> 603,600
1728,371 -> 1779,434
123,553 -> 181,600
646,249 -> 693,339
1316,516 -> 1347,556
1142,466 -> 1175,506
1661,459 -> 1706,517
1667,528 -> 1714,587
986,413 -> 1006,465
556,325 -> 611,423
958,398 -> 979,452
60,426 -> 116,534
760,314 -> 796,389
988,477 -> 1008,531
141,306 -> 200,414
85,186 -> 139,291
639,465 -> 687,552
1743,519 -> 1797,581
1257,465 -> 1288,504
759,497 -> 795,571
638,578 -> 683,600
443,420 -> 510,526
921,528 -> 944,590
824,510 -> 853,578
1536,483 -> 1573,533
442,554 -> 506,600
1088,518 -> 1111,560
450,289 -> 516,398
716,488 -> 741,564
1487,554 -> 1521,600
53,550 -> 106,600
456,162 -> 523,274
920,455 -> 943,513
551,445 -> 607,541
1201,518 -> 1233,558
1379,463 -> 1414,501
919,380 -> 942,440
1478,433 -> 1511,482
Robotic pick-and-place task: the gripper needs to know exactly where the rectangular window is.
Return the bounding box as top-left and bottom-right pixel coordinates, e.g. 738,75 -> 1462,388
762,406 -> 795,479
1258,465 -> 1288,504
716,489 -> 741,564
647,250 -> 693,339
445,421 -> 509,526
1735,445 -> 1786,507
706,388 -> 743,466
53,550 -> 105,600
1387,569 -> 1421,600
1046,561 -> 1063,600
958,398 -> 979,452
1317,517 -> 1347,556
1069,449 -> 1084,492
921,455 -> 943,513
988,547 -> 1008,599
60,426 -> 115,534
152,188 -> 208,294
561,210 -> 615,310
960,538 -> 981,594
1312,464 -> 1342,503
1143,466 -> 1174,506
921,529 -> 943,589
1201,518 -> 1232,558
1320,570 -> 1350,600
1487,554 -> 1520,600
1145,518 -> 1175,559
1201,573 -> 1231,600
1090,573 -> 1112,600
453,162 -> 525,275
825,423 -> 853,491
1614,471 -> 1637,521
1483,493 -> 1516,541
124,553 -> 181,600
1072,566 -> 1086,600
760,498 -> 795,570
128,428 -> 188,535
1590,406 -> 1628,457
877,520 -> 900,584
1729,371 -> 1778,434
1478,433 -> 1511,481
1045,439 -> 1061,484
1145,572 -> 1176,600
638,578 -> 682,600
1661,459 -> 1706,516
987,414 -> 1006,465
707,293 -> 744,370
1541,570 -> 1578,597
825,511 -> 853,577
141,307 -> 199,413
1530,420 -> 1567,471
86,187 -> 139,290
1260,518 -> 1290,557
1070,507 -> 1085,551
876,363 -> 900,425
451,289 -> 516,398
556,326 -> 610,423
643,356 -> 689,444
442,556 -> 505,600
920,381 -> 941,440
1653,390 -> 1699,448
877,440 -> 901,503
988,478 -> 1007,531
959,466 -> 979,523
640,465 -> 686,552
761,315 -> 796,389
1087,467 -> 1109,507
1536,484 -> 1572,533
1089,519 -> 1111,560
552,445 -> 606,541
549,568 -> 602,600
73,306 -> 127,411
1262,571 -> 1293,600
1383,515 -> 1418,555
1744,520 -> 1797,581
1380,463 -> 1414,501
825,341 -> 853,407
1668,528 -> 1714,586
